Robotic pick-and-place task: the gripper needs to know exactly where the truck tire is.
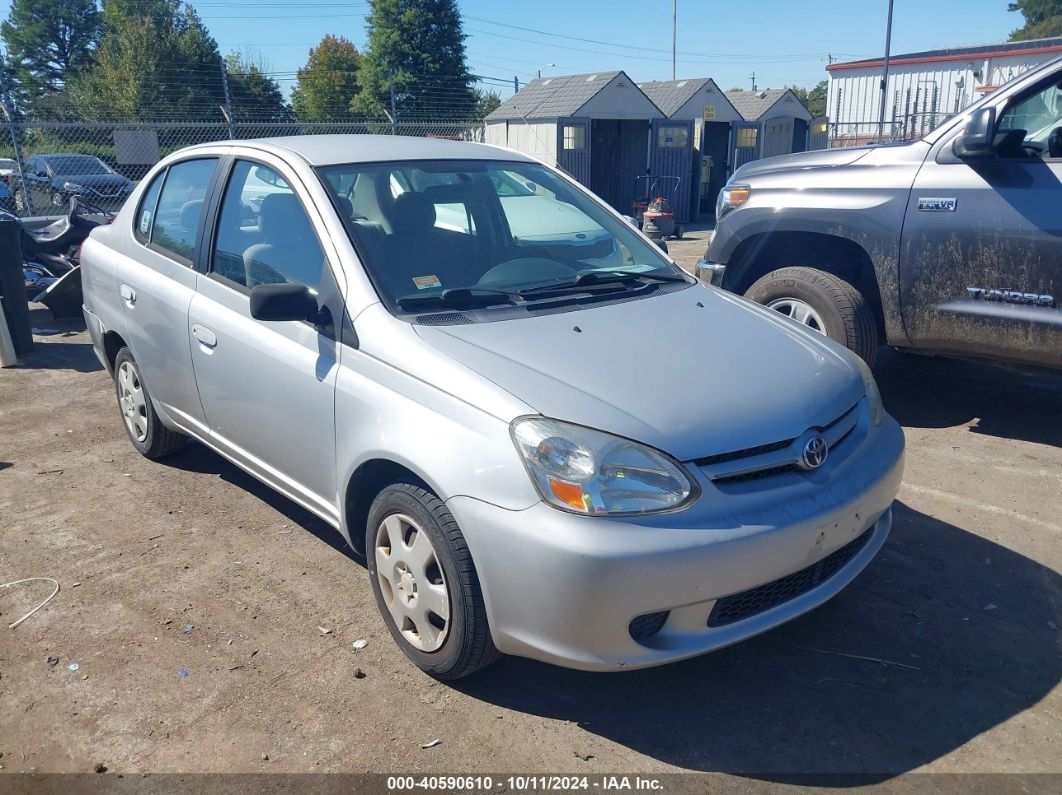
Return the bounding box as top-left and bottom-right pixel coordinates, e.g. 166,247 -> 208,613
113,347 -> 187,459
366,482 -> 499,680
745,266 -> 879,366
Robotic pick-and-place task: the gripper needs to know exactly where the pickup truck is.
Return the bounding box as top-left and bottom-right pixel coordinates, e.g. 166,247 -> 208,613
699,56 -> 1062,369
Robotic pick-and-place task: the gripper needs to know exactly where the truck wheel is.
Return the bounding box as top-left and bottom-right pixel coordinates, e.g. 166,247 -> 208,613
745,266 -> 879,366
366,482 -> 499,680
113,347 -> 187,459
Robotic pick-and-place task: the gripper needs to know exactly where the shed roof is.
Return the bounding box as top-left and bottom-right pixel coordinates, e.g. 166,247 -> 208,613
638,78 -> 713,116
486,71 -> 628,120
725,88 -> 790,120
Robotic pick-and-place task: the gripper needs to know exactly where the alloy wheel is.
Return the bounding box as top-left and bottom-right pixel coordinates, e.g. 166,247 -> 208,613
117,361 -> 149,442
374,513 -> 451,652
766,297 -> 827,335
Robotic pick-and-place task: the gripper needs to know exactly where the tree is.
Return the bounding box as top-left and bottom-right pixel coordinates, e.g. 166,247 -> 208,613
352,0 -> 476,121
290,35 -> 361,122
1009,0 -> 1062,40
473,88 -> 501,119
226,52 -> 290,122
0,0 -> 102,115
789,80 -> 828,118
69,0 -> 224,121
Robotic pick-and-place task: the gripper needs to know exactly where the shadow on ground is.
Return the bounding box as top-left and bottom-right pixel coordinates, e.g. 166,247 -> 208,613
875,347 -> 1062,447
9,308 -> 102,373
455,501 -> 1061,781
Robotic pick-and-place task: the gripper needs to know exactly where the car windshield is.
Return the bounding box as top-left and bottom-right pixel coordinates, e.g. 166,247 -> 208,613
317,159 -> 680,314
46,156 -> 113,176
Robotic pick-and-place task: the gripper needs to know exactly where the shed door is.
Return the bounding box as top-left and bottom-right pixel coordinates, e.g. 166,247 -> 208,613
762,116 -> 793,158
732,121 -> 760,171
649,118 -> 694,223
556,118 -> 591,188
808,116 -> 829,150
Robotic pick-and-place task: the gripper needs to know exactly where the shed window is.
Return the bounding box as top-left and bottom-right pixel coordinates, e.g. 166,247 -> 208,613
562,125 -> 586,150
736,128 -> 758,148
657,126 -> 689,148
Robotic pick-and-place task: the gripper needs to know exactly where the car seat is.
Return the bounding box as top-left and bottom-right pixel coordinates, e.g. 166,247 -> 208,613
243,193 -> 319,288
372,192 -> 464,298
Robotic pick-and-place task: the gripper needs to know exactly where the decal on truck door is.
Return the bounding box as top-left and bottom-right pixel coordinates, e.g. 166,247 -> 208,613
917,197 -> 957,212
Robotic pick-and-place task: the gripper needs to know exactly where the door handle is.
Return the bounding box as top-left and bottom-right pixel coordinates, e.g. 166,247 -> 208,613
191,323 -> 217,348
119,283 -> 136,305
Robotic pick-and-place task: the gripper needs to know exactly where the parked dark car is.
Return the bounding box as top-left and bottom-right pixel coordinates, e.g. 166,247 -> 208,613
12,154 -> 135,214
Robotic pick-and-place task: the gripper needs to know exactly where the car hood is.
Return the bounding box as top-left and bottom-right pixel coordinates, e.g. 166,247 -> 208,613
732,145 -> 881,181
53,173 -> 130,188
414,285 -> 865,461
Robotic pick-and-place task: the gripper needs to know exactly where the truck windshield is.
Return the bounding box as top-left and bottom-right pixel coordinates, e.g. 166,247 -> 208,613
317,159 -> 679,313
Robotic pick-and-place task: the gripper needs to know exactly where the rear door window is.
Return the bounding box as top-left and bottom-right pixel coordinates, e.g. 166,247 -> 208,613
149,158 -> 218,264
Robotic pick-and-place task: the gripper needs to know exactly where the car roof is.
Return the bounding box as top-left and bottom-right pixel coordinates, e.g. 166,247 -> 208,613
178,134 -> 536,167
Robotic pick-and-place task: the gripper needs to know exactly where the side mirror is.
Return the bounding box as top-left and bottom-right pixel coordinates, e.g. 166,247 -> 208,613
953,107 -> 996,159
654,238 -> 669,254
250,282 -> 318,322
35,170 -> 47,178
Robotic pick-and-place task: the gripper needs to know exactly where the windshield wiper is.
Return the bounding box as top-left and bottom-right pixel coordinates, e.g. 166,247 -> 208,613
396,287 -> 524,311
519,268 -> 689,295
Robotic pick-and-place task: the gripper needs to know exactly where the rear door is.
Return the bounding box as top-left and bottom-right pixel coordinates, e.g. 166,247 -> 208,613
557,118 -> 592,189
901,73 -> 1062,368
188,156 -> 344,519
117,157 -> 219,433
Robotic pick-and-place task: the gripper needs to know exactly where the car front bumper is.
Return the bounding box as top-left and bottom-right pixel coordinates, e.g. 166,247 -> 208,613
695,259 -> 726,286
447,417 -> 904,672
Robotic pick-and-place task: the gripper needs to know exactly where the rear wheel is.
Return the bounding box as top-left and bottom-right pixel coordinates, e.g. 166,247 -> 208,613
113,348 -> 186,459
366,482 -> 498,679
745,266 -> 879,366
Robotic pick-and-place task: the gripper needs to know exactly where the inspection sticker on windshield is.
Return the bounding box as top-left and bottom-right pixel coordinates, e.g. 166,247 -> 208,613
412,275 -> 442,290
917,197 -> 957,212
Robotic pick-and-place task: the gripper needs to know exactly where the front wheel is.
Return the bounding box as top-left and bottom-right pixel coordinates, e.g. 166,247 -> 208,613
745,266 -> 879,366
366,482 -> 498,679
113,348 -> 187,459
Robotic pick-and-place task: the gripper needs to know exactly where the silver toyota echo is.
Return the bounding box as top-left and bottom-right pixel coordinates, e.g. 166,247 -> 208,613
80,135 -> 905,678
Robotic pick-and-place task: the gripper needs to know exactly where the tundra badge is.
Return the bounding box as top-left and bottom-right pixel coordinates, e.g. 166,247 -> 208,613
917,197 -> 957,212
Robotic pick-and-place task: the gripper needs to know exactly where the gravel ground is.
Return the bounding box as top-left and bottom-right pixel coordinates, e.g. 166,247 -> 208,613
0,303 -> 1059,785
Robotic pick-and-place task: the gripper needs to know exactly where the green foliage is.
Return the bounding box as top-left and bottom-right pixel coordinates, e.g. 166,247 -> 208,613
353,0 -> 476,121
474,88 -> 501,118
67,0 -> 224,122
789,80 -> 828,118
1009,0 -> 1062,39
290,35 -> 361,122
226,52 -> 290,122
0,0 -> 102,115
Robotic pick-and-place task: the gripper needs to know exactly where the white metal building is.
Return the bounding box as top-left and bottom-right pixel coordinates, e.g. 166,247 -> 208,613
826,36 -> 1062,145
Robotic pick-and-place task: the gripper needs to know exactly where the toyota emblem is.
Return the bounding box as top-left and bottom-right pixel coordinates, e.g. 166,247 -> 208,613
799,434 -> 829,470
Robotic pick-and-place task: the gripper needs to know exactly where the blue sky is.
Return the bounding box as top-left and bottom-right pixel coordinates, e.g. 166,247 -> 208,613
0,0 -> 1021,97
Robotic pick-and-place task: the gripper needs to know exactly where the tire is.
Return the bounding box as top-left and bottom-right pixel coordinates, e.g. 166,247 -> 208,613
366,482 -> 498,679
113,347 -> 186,459
51,190 -> 65,208
745,266 -> 879,366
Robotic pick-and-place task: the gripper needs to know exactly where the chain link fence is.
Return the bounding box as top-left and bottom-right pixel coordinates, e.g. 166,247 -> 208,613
0,119 -> 487,217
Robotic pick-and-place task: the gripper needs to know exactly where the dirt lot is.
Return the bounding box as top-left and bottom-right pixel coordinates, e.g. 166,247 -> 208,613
1,302 -> 1060,785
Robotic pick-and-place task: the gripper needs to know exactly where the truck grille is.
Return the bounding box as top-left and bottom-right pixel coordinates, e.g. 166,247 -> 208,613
707,528 -> 872,627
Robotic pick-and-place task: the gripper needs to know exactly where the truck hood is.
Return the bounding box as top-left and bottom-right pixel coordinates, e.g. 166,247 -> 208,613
733,146 -> 878,180
414,285 -> 865,462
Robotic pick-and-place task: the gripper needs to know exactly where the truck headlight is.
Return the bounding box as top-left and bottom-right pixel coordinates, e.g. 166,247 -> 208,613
855,357 -> 885,426
62,182 -> 86,193
716,184 -> 751,221
511,417 -> 697,516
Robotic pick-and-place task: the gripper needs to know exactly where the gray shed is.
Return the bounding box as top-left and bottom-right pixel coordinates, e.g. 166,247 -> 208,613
726,88 -> 814,167
485,71 -> 696,223
640,77 -> 743,216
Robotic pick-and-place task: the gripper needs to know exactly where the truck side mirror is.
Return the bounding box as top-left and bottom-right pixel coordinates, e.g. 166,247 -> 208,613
952,107 -> 996,159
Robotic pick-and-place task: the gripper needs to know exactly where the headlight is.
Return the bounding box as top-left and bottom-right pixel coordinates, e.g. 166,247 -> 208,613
62,182 -> 86,193
511,417 -> 697,516
854,357 -> 885,426
716,183 -> 751,222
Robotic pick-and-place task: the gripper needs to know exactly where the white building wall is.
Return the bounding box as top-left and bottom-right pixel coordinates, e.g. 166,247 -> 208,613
484,120 -> 558,165
826,47 -> 1062,144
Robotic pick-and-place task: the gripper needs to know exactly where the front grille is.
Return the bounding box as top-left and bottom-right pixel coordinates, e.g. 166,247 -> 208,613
713,426 -> 857,485
707,528 -> 872,627
629,610 -> 669,642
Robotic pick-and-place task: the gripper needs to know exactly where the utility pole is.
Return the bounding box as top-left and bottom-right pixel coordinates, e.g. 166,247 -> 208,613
878,0 -> 895,142
672,0 -> 677,81
219,60 -> 235,139
514,76 -> 520,93
0,53 -> 32,215
388,70 -> 398,135
750,72 -> 757,91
